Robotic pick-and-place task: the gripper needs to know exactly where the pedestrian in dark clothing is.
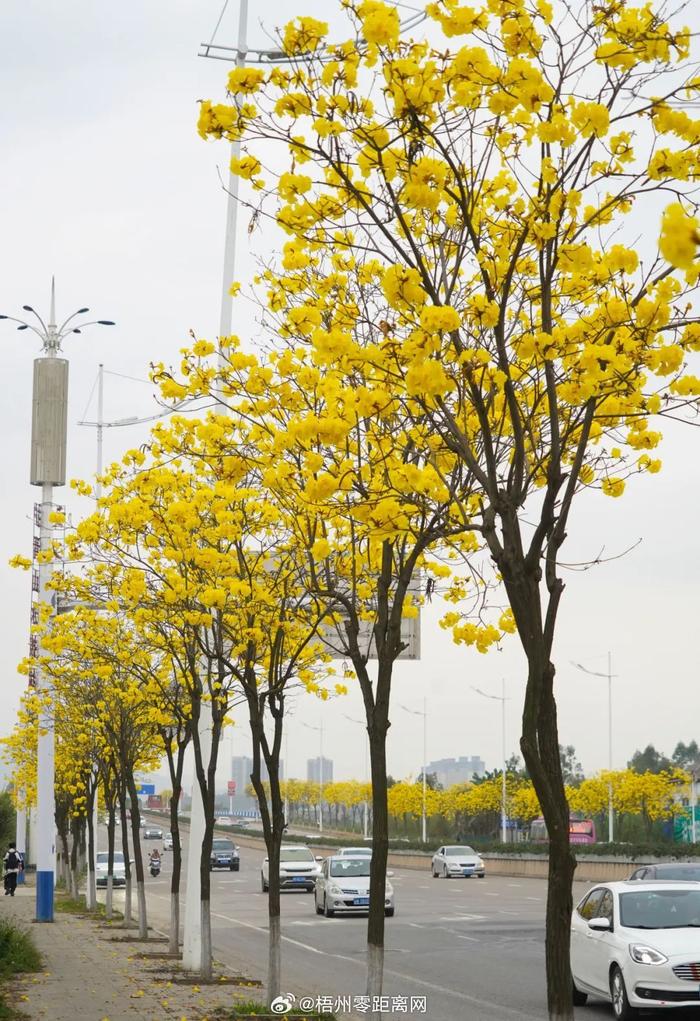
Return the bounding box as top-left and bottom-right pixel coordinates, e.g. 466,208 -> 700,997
3,843 -> 20,896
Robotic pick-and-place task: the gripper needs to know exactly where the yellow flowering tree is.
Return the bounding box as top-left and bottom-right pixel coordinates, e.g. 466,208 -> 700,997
197,1 -> 700,1013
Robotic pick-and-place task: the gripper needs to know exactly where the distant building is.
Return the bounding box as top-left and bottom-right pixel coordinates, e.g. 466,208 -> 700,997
228,755 -> 284,816
307,757 -> 333,783
426,756 -> 485,788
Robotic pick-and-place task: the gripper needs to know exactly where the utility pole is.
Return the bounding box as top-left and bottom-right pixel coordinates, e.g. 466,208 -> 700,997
572,656 -> 616,842
400,702 -> 429,843
1,280 -> 113,921
473,683 -> 509,844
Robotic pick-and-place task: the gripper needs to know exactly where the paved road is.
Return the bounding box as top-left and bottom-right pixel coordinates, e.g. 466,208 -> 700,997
104,829 -> 696,1020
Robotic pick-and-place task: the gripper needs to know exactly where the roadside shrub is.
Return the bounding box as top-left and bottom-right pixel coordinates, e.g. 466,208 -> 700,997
0,918 -> 42,978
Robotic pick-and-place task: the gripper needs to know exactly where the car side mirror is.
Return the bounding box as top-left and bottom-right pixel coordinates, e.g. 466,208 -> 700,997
263,857 -> 269,863
588,917 -> 611,932
315,856 -> 324,862
387,870 -> 394,878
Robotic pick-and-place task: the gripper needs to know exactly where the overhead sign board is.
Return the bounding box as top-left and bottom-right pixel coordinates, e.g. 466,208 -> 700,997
137,783 -> 156,796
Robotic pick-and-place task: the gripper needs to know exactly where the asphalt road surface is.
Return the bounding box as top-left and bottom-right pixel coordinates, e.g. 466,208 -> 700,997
103,828 -> 700,1021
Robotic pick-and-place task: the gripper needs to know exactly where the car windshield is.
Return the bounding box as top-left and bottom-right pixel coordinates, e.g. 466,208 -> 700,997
281,848 -> 314,862
96,853 -> 124,864
444,846 -> 477,856
655,867 -> 700,881
330,859 -> 371,877
212,840 -> 234,851
620,889 -> 700,928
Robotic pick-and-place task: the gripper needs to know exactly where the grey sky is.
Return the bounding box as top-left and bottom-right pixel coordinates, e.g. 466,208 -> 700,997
1,0 -> 698,789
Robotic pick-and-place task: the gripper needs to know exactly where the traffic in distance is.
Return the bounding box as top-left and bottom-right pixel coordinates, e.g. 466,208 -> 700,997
120,823 -> 700,1018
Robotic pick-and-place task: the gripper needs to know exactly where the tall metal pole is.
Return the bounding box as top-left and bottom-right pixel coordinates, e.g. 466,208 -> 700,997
607,651 -> 614,843
692,772 -> 697,845
219,0 -> 249,342
15,805 -> 26,884
501,678 -> 507,845
35,482 -> 55,920
422,697 -> 427,845
284,727 -> 289,825
319,719 -> 324,835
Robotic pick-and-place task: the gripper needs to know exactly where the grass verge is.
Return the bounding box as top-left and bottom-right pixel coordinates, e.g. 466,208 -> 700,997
212,1005 -> 335,1020
0,917 -> 42,1019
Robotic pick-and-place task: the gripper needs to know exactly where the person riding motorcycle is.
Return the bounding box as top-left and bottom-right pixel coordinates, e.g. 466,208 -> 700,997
149,849 -> 161,873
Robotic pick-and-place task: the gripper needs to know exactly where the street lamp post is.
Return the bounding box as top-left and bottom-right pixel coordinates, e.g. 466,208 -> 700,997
572,655 -> 616,842
343,715 -> 370,838
1,280 -> 113,922
399,700 -> 428,844
473,681 -> 509,844
300,720 -> 324,833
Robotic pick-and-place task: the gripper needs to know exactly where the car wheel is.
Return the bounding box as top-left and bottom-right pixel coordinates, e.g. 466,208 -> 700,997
233,864 -> 239,871
385,907 -> 395,917
229,864 -> 235,871
324,895 -> 334,918
478,874 -> 485,879
315,893 -> 324,915
610,966 -> 637,1020
432,866 -> 439,878
442,865 -> 449,879
261,874 -> 269,893
572,979 -> 587,1007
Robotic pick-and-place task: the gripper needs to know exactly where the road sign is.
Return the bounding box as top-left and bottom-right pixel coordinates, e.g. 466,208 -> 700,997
227,780 -> 236,795
137,783 -> 155,796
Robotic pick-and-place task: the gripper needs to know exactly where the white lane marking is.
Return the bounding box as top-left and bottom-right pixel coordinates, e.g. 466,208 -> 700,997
526,896 -> 542,901
439,914 -> 485,922
408,923 -> 426,928
507,883 -> 522,887
134,889 -> 544,1019
418,885 -> 429,889
484,892 -> 500,897
454,934 -> 479,942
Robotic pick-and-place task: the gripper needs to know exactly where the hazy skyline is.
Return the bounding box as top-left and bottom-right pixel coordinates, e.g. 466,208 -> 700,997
1,0 -> 698,788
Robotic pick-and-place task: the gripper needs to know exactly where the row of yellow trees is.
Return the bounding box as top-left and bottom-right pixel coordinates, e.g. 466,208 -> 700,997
3,0 -> 700,1015
272,770 -> 691,829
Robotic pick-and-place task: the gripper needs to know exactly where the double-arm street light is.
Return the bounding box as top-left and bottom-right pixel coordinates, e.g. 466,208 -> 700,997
472,681 -> 509,844
1,279 -> 113,922
399,700 -> 428,844
572,654 -> 615,842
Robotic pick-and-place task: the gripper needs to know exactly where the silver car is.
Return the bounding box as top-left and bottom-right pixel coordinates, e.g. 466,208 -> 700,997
315,855 -> 394,917
431,845 -> 485,879
337,846 -> 372,857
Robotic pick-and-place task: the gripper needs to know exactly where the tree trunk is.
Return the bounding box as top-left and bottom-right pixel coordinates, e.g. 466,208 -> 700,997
106,804 -> 116,920
366,712 -> 389,1000
169,791 -> 182,956
118,790 -> 133,927
69,816 -> 80,900
85,786 -> 97,910
126,777 -> 148,939
521,658 -> 576,1021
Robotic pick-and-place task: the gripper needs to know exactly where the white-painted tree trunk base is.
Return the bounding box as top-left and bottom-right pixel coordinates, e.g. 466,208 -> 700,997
137,880 -> 148,938
106,876 -> 113,919
200,899 -> 212,980
124,877 -> 132,926
268,914 -> 281,1004
367,943 -> 384,998
170,892 -> 180,956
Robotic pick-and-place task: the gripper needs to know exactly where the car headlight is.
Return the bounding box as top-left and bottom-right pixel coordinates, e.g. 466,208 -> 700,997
476,859 -> 484,867
629,944 -> 668,965
327,883 -> 342,896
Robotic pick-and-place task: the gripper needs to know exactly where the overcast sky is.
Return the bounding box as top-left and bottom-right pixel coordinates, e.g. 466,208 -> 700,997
1,0 -> 698,790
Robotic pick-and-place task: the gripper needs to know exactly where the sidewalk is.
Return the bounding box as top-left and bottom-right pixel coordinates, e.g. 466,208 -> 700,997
2,885 -> 261,1020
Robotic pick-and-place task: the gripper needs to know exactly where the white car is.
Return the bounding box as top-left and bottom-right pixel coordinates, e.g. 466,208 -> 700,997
315,856 -> 394,917
163,832 -> 173,851
95,851 -> 126,887
431,845 -> 485,879
337,846 -> 372,857
261,845 -> 322,893
571,880 -> 700,1017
